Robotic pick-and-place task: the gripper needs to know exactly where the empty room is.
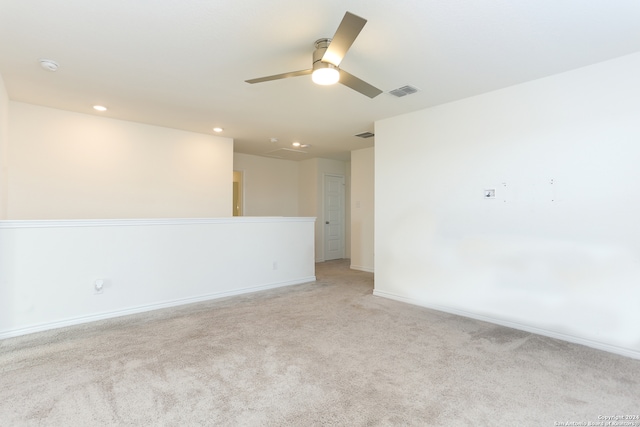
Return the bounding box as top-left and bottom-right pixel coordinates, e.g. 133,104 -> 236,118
1,1 -> 639,425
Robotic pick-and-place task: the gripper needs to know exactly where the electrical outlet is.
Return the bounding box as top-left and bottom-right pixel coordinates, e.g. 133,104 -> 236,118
484,189 -> 496,199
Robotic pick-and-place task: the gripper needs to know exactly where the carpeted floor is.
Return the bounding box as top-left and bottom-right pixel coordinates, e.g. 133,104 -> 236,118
1,259 -> 638,426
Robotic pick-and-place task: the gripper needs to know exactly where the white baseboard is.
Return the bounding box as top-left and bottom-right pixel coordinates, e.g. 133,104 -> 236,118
373,289 -> 640,360
350,264 -> 374,273
0,276 -> 316,340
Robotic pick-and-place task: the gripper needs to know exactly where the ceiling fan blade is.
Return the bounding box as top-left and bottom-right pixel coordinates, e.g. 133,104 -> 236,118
339,70 -> 382,98
321,12 -> 367,66
245,69 -> 312,84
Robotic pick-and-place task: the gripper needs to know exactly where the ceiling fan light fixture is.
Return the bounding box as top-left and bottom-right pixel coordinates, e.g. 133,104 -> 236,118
312,64 -> 340,85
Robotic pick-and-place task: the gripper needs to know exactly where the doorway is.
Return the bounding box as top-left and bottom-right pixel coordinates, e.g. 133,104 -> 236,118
324,174 -> 345,260
233,170 -> 243,216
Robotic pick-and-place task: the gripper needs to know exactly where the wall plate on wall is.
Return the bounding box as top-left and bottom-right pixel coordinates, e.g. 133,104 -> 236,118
484,189 -> 496,198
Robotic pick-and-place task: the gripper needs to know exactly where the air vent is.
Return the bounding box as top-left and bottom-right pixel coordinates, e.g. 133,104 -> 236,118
389,85 -> 419,97
355,131 -> 374,138
263,148 -> 309,160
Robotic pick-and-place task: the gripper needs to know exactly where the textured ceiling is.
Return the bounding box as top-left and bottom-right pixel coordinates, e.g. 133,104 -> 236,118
1,0 -> 640,161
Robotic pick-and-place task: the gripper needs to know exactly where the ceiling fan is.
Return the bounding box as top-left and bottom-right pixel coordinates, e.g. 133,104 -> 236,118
245,11 -> 382,98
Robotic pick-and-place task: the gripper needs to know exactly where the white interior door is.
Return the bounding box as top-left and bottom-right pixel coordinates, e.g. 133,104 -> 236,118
324,174 -> 345,261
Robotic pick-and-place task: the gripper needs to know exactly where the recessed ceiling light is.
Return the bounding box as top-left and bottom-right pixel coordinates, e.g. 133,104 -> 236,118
269,137 -> 278,143
213,127 -> 223,133
93,105 -> 107,112
291,142 -> 312,149
39,59 -> 59,72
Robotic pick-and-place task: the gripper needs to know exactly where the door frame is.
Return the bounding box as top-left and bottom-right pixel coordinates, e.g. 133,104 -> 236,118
233,170 -> 244,216
323,173 -> 345,261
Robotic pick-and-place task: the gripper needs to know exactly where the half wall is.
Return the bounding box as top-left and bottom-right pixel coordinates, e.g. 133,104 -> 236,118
0,217 -> 316,338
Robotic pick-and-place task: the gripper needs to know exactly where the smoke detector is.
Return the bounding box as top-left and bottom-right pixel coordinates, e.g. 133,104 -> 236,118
39,59 -> 59,72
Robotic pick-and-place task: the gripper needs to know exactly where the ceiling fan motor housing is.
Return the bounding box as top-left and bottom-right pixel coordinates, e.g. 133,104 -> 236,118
313,39 -> 338,71
313,39 -> 331,62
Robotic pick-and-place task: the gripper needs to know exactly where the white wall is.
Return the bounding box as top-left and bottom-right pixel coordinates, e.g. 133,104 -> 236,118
232,154 -> 351,260
344,160 -> 351,259
298,159 -> 318,261
375,52 -> 640,359
0,217 -> 316,338
298,158 -> 318,217
7,102 -> 233,219
350,147 -> 374,272
0,74 -> 8,220
233,153 -> 299,216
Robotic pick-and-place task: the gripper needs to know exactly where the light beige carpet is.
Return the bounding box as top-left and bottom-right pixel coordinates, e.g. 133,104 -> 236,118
1,259 -> 638,426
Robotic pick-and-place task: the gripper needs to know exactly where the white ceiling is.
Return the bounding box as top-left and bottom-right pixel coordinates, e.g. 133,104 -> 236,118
1,0 -> 640,161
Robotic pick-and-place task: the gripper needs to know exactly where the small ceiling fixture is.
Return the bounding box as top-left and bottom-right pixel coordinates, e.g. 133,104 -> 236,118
292,142 -> 311,148
93,105 -> 107,112
39,59 -> 59,72
213,127 -> 223,132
